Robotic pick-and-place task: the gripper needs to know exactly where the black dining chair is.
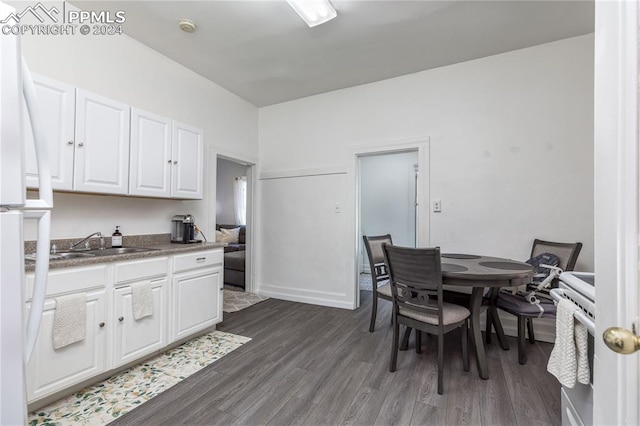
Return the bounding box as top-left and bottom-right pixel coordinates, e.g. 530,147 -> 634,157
363,234 -> 393,332
486,239 -> 582,364
383,244 -> 470,395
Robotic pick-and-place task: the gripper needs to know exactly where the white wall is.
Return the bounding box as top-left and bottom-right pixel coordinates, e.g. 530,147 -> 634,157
216,158 -> 249,225
257,34 -> 594,309
20,28 -> 259,241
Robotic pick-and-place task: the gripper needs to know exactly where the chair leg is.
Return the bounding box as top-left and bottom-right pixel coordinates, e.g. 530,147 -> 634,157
369,293 -> 378,332
527,318 -> 536,344
437,332 -> 444,395
416,330 -> 422,354
389,317 -> 399,372
461,322 -> 469,372
485,309 -> 492,344
517,316 -> 527,365
400,327 -> 412,351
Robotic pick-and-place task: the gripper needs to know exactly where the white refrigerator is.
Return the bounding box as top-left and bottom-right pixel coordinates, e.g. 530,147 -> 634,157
0,2 -> 53,424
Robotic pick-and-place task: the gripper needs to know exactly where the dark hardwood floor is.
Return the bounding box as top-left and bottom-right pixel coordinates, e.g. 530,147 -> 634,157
112,291 -> 561,425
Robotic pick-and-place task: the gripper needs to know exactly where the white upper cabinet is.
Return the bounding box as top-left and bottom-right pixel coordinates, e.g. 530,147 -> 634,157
129,108 -> 172,197
23,75 -> 203,199
171,121 -> 203,199
74,89 -> 130,195
24,74 -> 75,191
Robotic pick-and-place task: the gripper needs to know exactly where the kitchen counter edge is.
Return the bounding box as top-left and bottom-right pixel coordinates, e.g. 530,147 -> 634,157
24,242 -> 226,272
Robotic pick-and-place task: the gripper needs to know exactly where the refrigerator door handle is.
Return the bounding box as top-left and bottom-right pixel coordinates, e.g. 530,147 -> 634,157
21,57 -> 53,209
23,210 -> 50,362
21,58 -> 53,363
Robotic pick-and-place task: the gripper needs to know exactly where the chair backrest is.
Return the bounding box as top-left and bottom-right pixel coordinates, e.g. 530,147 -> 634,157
363,234 -> 393,284
530,239 -> 583,272
382,244 -> 443,322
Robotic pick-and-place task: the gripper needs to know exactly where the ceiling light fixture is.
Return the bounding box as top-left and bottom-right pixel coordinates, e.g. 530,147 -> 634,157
178,18 -> 197,33
286,0 -> 337,28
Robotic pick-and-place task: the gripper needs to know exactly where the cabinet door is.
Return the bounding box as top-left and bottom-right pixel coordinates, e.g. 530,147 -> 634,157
74,89 -> 130,194
113,278 -> 167,368
24,74 -> 75,190
171,122 -> 203,199
172,268 -> 221,342
26,289 -> 107,402
129,108 -> 172,197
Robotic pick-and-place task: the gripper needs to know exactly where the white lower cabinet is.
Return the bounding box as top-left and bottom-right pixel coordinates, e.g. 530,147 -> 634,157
171,250 -> 224,342
26,289 -> 107,403
113,278 -> 167,368
172,268 -> 222,341
26,249 -> 223,405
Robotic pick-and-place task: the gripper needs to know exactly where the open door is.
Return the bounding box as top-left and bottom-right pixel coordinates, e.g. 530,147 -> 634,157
216,156 -> 255,293
593,1 -> 639,424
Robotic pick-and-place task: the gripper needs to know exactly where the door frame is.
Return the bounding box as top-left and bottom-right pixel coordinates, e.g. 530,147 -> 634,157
593,0 -> 639,424
348,138 -> 430,309
212,152 -> 256,293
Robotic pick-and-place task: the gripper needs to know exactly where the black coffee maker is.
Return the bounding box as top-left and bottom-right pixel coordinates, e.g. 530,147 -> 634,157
171,214 -> 196,243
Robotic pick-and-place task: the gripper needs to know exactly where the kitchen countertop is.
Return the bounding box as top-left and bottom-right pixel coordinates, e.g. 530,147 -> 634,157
24,235 -> 226,272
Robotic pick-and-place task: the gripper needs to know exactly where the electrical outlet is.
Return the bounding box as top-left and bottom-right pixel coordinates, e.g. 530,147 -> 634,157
433,200 -> 442,212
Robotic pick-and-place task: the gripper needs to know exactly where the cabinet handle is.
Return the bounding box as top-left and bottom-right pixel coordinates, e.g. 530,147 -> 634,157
99,322 -> 105,327
67,140 -> 74,145
173,160 -> 178,165
196,257 -> 205,262
78,142 -> 84,147
167,160 -> 172,164
118,316 -> 124,322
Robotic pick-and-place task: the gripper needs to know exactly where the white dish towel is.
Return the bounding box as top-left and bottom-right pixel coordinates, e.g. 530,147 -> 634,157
53,293 -> 87,350
547,298 -> 590,387
132,281 -> 153,320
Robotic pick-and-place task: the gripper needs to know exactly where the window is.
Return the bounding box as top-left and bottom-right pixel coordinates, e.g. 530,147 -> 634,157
234,176 -> 247,225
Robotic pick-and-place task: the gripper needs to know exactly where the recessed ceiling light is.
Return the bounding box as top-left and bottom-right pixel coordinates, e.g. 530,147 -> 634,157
178,18 -> 196,33
286,0 -> 337,27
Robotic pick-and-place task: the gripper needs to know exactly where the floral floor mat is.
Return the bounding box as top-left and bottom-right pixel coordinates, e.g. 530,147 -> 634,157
29,330 -> 251,425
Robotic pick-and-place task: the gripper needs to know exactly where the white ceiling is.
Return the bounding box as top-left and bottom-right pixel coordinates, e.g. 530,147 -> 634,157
74,1 -> 594,107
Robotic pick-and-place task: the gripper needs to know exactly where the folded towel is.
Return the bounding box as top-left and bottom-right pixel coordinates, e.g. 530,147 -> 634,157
575,322 -> 590,385
547,298 -> 583,388
132,281 -> 153,320
53,293 -> 87,350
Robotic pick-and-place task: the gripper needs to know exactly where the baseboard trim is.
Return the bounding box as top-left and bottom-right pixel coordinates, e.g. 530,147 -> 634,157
257,284 -> 354,310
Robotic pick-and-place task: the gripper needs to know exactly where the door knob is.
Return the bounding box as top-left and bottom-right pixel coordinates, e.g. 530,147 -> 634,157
603,327 -> 640,354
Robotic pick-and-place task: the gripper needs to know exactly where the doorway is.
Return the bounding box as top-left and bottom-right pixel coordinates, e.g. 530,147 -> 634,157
216,156 -> 253,293
358,150 -> 419,292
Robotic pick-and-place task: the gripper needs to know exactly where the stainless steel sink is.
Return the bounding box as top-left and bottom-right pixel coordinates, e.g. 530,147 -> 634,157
90,247 -> 159,256
24,247 -> 159,262
25,252 -> 96,262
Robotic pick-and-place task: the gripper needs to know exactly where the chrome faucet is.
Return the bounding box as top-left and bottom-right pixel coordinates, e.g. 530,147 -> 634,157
70,232 -> 105,251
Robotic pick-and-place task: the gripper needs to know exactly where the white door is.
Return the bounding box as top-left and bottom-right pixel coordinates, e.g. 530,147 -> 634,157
129,108 -> 172,197
74,89 -> 130,194
26,289 -> 107,402
172,268 -> 221,341
24,74 -> 75,191
359,150 -> 418,273
593,1 -> 639,424
113,279 -> 167,368
171,121 -> 203,199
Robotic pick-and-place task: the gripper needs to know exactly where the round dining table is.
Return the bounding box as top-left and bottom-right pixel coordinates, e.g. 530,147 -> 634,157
439,253 -> 534,379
